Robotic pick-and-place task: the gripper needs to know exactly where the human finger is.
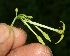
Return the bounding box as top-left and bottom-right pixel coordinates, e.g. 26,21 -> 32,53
0,23 -> 14,56
11,27 -> 27,49
7,43 -> 53,56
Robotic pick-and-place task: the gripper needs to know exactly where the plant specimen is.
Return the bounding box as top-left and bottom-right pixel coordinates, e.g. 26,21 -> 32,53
10,8 -> 65,45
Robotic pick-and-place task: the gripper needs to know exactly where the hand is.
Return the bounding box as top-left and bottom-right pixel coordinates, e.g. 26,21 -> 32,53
0,23 -> 53,56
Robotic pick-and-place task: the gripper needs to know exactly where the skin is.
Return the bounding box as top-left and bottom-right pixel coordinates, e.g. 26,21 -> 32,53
0,23 -> 53,56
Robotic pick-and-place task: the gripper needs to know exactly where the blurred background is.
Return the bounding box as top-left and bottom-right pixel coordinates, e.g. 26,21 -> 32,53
0,0 -> 70,56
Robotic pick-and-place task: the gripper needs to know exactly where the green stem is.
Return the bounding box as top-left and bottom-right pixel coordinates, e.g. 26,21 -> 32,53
10,16 -> 17,26
27,20 -> 60,33
21,18 -> 45,45
21,18 -> 37,36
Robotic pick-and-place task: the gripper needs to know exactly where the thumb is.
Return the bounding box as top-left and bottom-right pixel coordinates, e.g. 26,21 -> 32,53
0,23 -> 14,56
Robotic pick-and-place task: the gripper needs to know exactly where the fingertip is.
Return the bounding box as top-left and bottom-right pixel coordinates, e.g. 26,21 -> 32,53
0,23 -> 14,56
11,27 -> 27,49
7,43 -> 53,56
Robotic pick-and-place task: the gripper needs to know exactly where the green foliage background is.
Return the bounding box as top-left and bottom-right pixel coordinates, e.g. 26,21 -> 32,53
0,0 -> 70,56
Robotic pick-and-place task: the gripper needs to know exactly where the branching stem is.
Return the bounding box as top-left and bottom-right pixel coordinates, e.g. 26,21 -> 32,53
10,8 -> 65,45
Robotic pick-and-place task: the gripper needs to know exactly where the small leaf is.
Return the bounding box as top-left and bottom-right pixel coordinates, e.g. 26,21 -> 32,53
27,16 -> 33,19
34,26 -> 51,42
15,8 -> 18,12
36,35 -> 45,45
42,32 -> 51,42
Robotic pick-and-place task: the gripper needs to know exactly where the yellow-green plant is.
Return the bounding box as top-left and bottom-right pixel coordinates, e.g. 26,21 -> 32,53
11,8 -> 65,45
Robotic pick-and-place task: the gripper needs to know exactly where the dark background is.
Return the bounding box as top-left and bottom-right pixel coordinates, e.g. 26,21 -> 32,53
0,0 -> 70,56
